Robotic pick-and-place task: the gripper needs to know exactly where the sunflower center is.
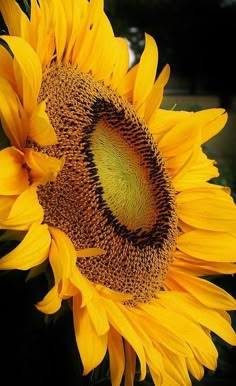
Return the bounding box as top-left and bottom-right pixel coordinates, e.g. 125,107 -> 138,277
37,64 -> 178,303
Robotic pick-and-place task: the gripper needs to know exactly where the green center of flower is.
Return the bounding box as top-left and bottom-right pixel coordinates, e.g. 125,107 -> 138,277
91,120 -> 157,232
37,64 -> 178,303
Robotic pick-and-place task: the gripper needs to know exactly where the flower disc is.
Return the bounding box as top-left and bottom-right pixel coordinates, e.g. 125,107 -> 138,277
37,64 -> 177,302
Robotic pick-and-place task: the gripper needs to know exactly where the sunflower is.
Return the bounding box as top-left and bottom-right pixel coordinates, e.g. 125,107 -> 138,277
0,0 -> 235,385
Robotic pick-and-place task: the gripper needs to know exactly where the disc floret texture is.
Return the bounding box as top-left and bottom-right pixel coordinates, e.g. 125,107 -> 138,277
0,1 -> 235,385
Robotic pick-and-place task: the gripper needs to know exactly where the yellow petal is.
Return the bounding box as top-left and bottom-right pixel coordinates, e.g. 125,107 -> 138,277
160,109 -> 226,160
0,223 -> 50,270
159,291 -> 236,345
201,109 -> 228,144
96,284 -> 133,302
0,195 -> 16,220
0,186 -> 43,230
48,238 -> 65,284
140,300 -> 218,362
144,316 -> 193,357
61,0 -> 80,63
144,64 -> 170,125
177,189 -> 236,232
47,238 -> 78,298
0,147 -> 29,194
157,345 -> 191,386
30,0 -> 55,67
48,226 -> 95,305
36,284 -> 62,314
71,0 -> 103,67
118,64 -> 138,103
145,347 -> 164,386
48,227 -> 78,297
130,306 -> 193,358
70,270 -> 96,307
173,149 -> 219,191
158,112 -> 202,158
103,299 -> 146,381
177,230 -> 236,262
73,295 -> 108,375
82,12 -> 116,81
186,356 -> 204,381
1,36 -> 42,114
50,0 -> 67,63
24,148 -> 64,185
76,248 -> 105,257
191,345 -> 217,370
124,341 -> 136,386
29,100 -> 57,145
86,298 -> 110,336
29,0 -> 41,46
108,326 -> 125,386
0,0 -> 29,36
149,368 -> 165,386
133,33 -> 158,116
0,77 -> 27,149
148,109 -> 192,144
167,270 -> 236,310
49,226 -> 77,275
109,37 -> 129,90
69,0 -> 89,64
165,149 -> 193,177
219,310 -> 232,323
0,44 -> 15,90
172,253 -> 236,276
122,307 -> 164,382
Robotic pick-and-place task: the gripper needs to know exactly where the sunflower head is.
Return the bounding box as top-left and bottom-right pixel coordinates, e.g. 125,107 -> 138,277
0,1 -> 235,385
35,64 -> 178,303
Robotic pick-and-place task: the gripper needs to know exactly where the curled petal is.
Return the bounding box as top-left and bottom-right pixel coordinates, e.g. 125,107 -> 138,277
0,186 -> 43,230
24,148 -> 64,185
200,109 -> 227,144
48,226 -> 96,305
118,64 -> 138,102
0,147 -> 29,194
0,223 -> 50,270
29,100 -> 57,145
133,33 -> 158,115
36,284 -> 62,314
144,64 -> 170,125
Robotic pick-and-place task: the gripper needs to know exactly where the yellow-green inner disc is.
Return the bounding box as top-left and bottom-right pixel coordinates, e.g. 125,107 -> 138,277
91,120 -> 157,232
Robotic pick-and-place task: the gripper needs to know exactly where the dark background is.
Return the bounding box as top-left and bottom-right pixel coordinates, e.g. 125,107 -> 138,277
0,1 -> 236,385
105,0 -> 236,108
